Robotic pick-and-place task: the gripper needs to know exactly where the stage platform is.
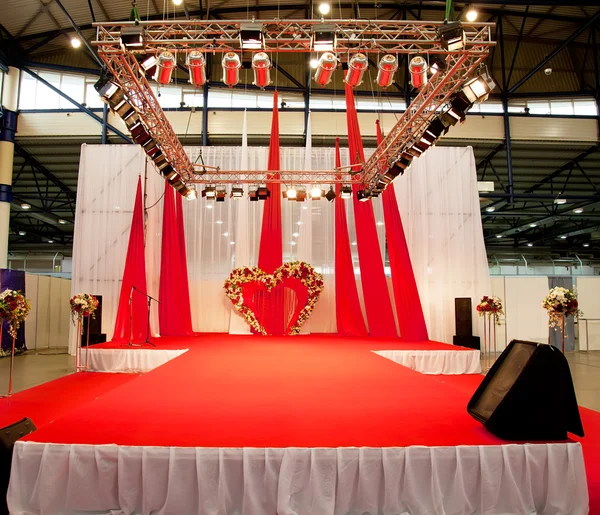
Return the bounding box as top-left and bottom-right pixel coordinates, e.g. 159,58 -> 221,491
3,335 -> 597,514
85,334 -> 481,375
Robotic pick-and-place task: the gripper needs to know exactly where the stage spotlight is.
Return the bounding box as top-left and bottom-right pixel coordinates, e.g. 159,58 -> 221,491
144,140 -> 162,159
423,117 -> 449,144
462,71 -> 496,103
129,122 -> 153,147
345,53 -> 368,88
222,52 -> 242,88
216,186 -> 227,202
314,52 -> 337,87
163,168 -> 179,182
252,52 -> 272,89
248,186 -> 259,201
376,54 -> 398,89
340,185 -> 352,199
318,2 -> 330,15
296,187 -> 307,202
407,145 -> 425,158
94,74 -> 123,107
140,55 -> 158,79
286,186 -> 297,200
429,55 -> 447,76
325,187 -> 336,202
115,99 -> 137,123
173,0 -> 183,5
527,242 -> 533,247
583,243 -> 590,247
257,185 -> 270,200
312,25 -> 336,52
311,186 -> 324,200
155,51 -> 176,85
446,92 -> 473,123
240,24 -> 264,50
437,21 -> 465,51
185,185 -> 198,200
120,25 -> 144,49
202,186 -> 216,199
187,51 -> 207,87
230,185 -> 244,198
153,152 -> 168,170
409,55 -> 428,89
356,189 -> 370,202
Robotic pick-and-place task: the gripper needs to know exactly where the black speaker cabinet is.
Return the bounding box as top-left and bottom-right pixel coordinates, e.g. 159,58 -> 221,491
1,418 -> 36,515
468,340 -> 584,441
454,297 -> 473,337
453,335 -> 480,350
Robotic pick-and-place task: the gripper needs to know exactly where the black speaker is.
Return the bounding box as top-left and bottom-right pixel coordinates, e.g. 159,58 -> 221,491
0,418 -> 36,515
453,334 -> 480,350
454,297 -> 473,337
468,340 -> 584,441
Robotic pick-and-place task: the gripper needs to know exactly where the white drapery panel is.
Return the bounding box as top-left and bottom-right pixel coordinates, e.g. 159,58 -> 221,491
72,144 -> 488,341
87,348 -> 187,373
394,147 -> 491,344
9,441 -> 588,515
373,349 -> 481,375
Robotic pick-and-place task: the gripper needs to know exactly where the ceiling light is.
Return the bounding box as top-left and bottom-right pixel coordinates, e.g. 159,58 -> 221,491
173,0 -> 183,5
310,58 -> 319,69
485,206 -> 495,213
437,21 -> 465,51
573,208 -> 584,214
376,54 -> 398,89
48,239 -> 54,244
409,56 -> 428,89
18,231 -> 26,236
560,235 -> 567,239
187,51 -> 207,87
345,53 -> 368,88
527,243 -> 533,247
240,24 -> 264,50
21,203 -> 31,210
222,52 -> 242,88
286,186 -> 297,200
314,52 -> 337,87
529,223 -> 537,228
156,51 -> 176,85
312,25 -> 336,52
58,219 -> 67,224
495,234 -> 502,238
318,3 -> 330,15
252,52 -> 272,89
71,37 -> 81,49
544,67 -> 552,76
466,8 -> 478,22
554,198 -> 567,205
583,243 -> 590,247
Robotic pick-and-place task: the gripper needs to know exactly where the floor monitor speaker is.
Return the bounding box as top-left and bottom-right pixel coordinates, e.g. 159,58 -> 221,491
0,418 -> 36,515
468,340 -> 583,441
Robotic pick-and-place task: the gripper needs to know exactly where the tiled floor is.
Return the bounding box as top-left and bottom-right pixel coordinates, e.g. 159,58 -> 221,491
1,347 -> 599,411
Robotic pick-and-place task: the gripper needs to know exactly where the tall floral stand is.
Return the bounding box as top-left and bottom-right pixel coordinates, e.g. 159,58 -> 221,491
2,323 -> 18,398
75,317 -> 90,372
558,313 -> 566,353
481,313 -> 498,373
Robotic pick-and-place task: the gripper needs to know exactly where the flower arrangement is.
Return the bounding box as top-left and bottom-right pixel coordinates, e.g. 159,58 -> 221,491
224,261 -> 324,335
70,293 -> 100,325
0,289 -> 32,338
542,286 -> 583,328
476,295 -> 504,325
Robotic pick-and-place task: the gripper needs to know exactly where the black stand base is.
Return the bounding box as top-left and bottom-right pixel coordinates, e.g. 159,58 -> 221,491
453,335 -> 481,350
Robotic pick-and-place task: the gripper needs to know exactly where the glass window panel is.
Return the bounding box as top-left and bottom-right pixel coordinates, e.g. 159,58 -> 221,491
573,99 -> 597,116
183,88 -> 204,107
526,100 -> 550,115
157,85 -> 182,108
550,100 -> 574,115
478,101 -> 504,113
36,72 -> 61,109
208,88 -> 235,108
85,81 -> 104,108
19,73 -> 37,109
59,74 -> 85,108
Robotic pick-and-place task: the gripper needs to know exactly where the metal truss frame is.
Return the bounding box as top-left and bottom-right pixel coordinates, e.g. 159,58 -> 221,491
94,19 -> 494,55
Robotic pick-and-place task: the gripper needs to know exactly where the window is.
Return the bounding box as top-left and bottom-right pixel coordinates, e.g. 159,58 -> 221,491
155,85 -> 183,108
58,74 -> 84,108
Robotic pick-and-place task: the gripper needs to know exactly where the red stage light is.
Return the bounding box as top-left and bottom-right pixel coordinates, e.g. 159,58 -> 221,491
409,56 -> 428,89
155,51 -> 176,85
222,52 -> 242,88
314,52 -> 337,87
252,52 -> 272,89
376,54 -> 398,89
344,53 -> 368,88
187,51 -> 207,87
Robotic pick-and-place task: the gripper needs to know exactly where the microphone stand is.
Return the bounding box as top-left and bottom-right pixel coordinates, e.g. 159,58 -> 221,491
124,286 -> 159,347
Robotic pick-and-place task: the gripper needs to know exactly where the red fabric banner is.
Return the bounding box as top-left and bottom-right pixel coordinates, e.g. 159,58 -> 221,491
159,182 -> 192,336
175,192 -> 194,335
345,84 -> 397,337
112,177 -> 148,342
334,138 -> 368,336
377,120 -> 429,340
256,92 -> 285,335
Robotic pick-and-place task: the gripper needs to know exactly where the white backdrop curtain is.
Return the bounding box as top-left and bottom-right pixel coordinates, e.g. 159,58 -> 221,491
71,144 -> 488,348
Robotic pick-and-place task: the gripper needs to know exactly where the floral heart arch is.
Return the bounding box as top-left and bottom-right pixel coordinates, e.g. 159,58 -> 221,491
224,261 -> 324,335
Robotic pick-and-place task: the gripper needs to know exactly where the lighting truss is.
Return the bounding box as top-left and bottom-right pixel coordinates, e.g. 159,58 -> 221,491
189,166 -> 355,185
94,20 -> 493,54
358,51 -> 489,193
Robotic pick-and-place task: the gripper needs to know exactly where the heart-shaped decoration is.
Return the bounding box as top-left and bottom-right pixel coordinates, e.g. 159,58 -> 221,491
224,261 -> 324,335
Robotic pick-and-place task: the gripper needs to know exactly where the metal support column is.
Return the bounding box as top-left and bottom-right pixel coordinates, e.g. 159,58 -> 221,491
502,97 -> 514,204
0,67 -> 20,268
202,83 -> 209,147
101,103 -> 109,144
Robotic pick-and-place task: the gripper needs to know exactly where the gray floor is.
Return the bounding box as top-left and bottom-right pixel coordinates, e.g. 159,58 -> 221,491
1,348 -> 599,411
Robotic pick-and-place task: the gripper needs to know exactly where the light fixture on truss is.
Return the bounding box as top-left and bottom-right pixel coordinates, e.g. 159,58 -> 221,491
437,21 -> 466,51
376,54 -> 398,89
252,52 -> 272,89
312,25 -> 336,52
344,53 -> 368,88
222,52 -> 242,87
187,51 -> 207,87
240,24 -> 264,50
314,52 -> 337,87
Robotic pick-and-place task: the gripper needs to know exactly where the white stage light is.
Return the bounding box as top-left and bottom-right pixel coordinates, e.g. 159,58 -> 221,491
318,3 -> 330,15
187,51 -> 207,87
376,54 -> 398,89
409,56 -> 428,89
252,52 -> 272,89
240,24 -> 264,50
173,0 -> 183,4
344,53 -> 368,88
437,21 -> 466,51
286,187 -> 297,200
186,186 -> 198,200
462,71 -> 496,103
311,186 -> 323,200
222,52 -> 242,88
466,8 -> 478,22
71,37 -> 81,49
314,52 -> 337,87
310,58 -> 319,69
312,25 -> 336,52
155,51 -> 176,85
340,185 -> 352,199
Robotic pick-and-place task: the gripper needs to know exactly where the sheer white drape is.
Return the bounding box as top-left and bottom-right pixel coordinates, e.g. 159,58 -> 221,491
394,146 -> 491,343
72,144 -> 488,342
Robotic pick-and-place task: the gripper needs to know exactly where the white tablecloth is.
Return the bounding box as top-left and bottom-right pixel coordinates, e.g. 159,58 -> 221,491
87,348 -> 188,373
8,441 -> 588,515
373,349 -> 481,374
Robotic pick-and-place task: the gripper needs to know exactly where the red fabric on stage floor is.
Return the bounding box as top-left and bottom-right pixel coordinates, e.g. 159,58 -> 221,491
377,120 -> 429,341
256,92 -> 284,335
334,138 -> 368,336
112,177 -> 148,342
175,192 -> 194,335
345,85 -> 397,337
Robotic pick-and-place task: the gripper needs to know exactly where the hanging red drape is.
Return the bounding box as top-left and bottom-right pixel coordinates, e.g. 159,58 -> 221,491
334,138 -> 368,337
345,84 -> 397,337
256,91 -> 285,335
377,120 -> 429,340
112,177 -> 148,343
159,182 -> 192,336
175,192 -> 194,335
